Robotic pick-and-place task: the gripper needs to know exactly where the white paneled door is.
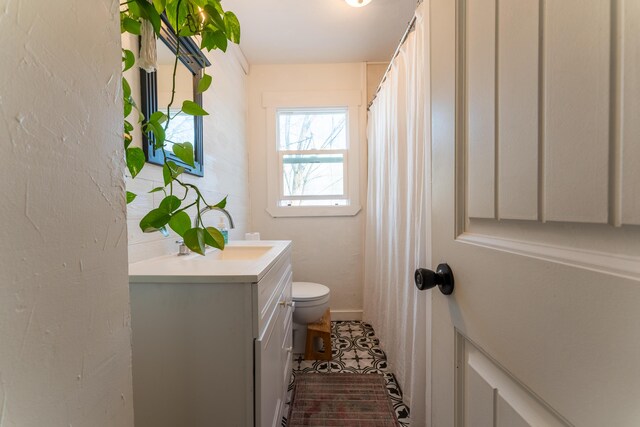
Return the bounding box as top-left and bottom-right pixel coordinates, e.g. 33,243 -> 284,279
429,0 -> 640,426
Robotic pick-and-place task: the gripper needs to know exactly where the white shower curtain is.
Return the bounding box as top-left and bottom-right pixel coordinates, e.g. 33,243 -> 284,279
364,3 -> 430,425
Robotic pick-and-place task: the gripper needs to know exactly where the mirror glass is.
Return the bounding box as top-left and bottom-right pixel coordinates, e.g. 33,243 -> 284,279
140,16 -> 209,176
156,40 -> 196,155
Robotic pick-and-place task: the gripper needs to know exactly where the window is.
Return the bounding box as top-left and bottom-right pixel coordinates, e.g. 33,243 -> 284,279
264,91 -> 362,217
278,108 -> 349,207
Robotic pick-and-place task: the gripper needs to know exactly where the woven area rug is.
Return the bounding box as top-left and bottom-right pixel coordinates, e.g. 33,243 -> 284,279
288,373 -> 401,427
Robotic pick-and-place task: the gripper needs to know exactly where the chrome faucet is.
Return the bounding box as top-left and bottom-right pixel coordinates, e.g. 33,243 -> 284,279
194,206 -> 235,229
176,240 -> 190,256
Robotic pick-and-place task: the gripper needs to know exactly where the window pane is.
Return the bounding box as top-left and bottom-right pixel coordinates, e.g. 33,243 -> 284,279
282,154 -> 344,197
278,109 -> 347,150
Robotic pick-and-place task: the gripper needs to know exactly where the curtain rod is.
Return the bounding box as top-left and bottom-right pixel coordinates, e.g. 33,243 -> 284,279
367,1 -> 421,110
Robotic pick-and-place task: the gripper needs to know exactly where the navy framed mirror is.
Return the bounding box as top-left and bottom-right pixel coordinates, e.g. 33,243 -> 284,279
140,14 -> 210,177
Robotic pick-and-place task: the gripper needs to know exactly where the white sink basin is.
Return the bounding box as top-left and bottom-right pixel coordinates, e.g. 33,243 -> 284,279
207,245 -> 272,260
129,240 -> 292,284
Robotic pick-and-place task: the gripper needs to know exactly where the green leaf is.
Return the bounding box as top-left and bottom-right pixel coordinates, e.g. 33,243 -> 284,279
127,2 -> 141,19
204,226 -> 225,249
159,195 -> 181,213
126,191 -> 137,204
135,0 -> 161,34
124,132 -> 133,149
152,0 -> 166,13
197,73 -> 212,93
148,121 -> 166,148
126,147 -> 146,178
214,196 -> 227,209
223,11 -> 241,43
124,98 -> 133,117
165,0 -> 189,31
122,17 -> 141,35
150,111 -> 168,124
139,208 -> 171,233
210,0 -> 224,15
168,211 -> 191,237
162,160 -> 185,185
172,164 -> 186,177
204,5 -> 225,31
124,120 -> 134,133
162,163 -> 172,186
201,29 -> 227,52
149,186 -> 165,193
122,77 -> 131,99
172,142 -> 195,167
181,100 -> 209,116
122,49 -> 135,71
183,227 -> 206,255
178,25 -> 198,37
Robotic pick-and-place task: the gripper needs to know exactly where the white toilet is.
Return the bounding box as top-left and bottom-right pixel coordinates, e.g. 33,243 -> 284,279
291,282 -> 331,353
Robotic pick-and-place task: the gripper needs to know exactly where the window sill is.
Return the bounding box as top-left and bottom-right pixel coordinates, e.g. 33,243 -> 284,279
266,205 -> 362,218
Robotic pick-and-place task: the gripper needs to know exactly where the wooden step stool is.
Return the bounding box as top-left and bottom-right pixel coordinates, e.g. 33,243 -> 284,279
304,308 -> 332,361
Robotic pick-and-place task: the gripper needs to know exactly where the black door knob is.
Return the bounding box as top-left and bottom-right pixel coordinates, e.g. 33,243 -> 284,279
415,263 -> 454,295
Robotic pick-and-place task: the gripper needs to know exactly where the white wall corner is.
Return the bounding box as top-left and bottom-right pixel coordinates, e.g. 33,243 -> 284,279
230,43 -> 250,75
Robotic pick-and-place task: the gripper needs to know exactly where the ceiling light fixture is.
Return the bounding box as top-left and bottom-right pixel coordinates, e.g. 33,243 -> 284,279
345,0 -> 372,7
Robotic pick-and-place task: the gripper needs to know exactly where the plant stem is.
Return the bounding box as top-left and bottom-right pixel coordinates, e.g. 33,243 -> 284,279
165,0 -> 183,130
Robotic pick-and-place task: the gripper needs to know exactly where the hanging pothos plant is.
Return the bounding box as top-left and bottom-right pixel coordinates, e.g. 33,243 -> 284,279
120,0 -> 240,255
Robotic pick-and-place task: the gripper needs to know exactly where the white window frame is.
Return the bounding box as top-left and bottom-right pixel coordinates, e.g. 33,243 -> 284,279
264,91 -> 362,217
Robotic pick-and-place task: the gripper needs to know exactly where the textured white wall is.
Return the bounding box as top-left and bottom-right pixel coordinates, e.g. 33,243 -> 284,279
366,62 -> 388,104
247,63 -> 367,319
0,1 -> 134,426
123,38 -> 250,263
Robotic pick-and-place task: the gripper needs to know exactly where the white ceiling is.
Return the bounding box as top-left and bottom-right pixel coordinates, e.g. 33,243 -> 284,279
222,0 -> 417,64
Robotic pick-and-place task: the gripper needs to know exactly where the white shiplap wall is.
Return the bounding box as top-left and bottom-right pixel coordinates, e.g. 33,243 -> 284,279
122,38 -> 250,263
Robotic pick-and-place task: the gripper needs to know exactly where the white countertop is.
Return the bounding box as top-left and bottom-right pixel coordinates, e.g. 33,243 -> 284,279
128,240 -> 292,284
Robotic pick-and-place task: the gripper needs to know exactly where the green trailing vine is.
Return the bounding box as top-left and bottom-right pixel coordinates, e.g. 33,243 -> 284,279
120,0 -> 240,255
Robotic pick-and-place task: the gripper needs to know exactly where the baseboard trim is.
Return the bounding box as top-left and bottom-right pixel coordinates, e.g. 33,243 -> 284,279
330,309 -> 363,321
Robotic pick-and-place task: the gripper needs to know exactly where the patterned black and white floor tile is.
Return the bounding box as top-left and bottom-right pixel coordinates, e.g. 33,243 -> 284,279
282,320 -> 410,426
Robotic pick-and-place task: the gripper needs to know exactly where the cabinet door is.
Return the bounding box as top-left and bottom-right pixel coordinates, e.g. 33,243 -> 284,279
255,295 -> 285,427
279,278 -> 294,422
255,266 -> 293,427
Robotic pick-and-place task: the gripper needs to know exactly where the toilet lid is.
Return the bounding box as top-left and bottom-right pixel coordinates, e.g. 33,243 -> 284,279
292,282 -> 330,302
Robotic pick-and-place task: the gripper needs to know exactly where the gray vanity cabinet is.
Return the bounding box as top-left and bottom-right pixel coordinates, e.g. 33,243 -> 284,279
129,244 -> 293,427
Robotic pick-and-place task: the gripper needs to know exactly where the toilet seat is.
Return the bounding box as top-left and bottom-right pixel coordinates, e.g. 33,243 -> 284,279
292,282 -> 330,302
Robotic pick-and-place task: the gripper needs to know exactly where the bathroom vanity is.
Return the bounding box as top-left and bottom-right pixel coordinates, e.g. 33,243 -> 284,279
128,241 -> 293,427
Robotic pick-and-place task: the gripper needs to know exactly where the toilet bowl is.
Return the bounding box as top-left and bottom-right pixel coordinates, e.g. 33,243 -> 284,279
292,282 -> 330,353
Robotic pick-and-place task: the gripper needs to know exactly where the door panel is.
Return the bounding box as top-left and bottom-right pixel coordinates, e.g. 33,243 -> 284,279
497,0 -> 539,221
543,0 -> 611,224
430,0 -> 640,426
466,0 -> 496,219
621,0 -> 640,226
462,337 -> 568,427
